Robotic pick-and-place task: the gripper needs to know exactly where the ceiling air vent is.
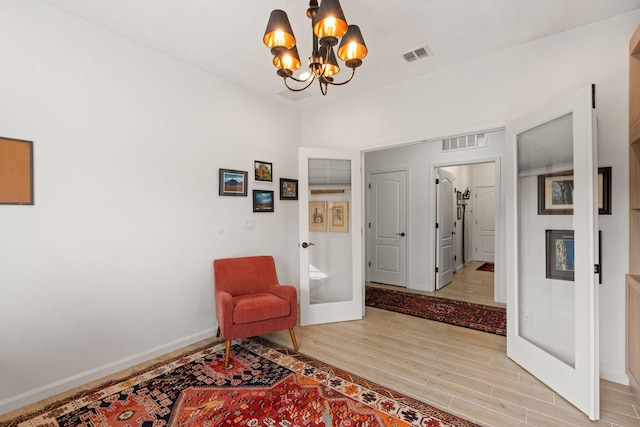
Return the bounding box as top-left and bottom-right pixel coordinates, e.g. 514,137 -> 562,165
402,44 -> 432,62
441,133 -> 487,152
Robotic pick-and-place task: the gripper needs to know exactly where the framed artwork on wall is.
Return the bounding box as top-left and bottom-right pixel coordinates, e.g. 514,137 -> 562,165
545,229 -> 575,281
279,178 -> 298,200
254,160 -> 273,182
219,169 -> 248,196
328,201 -> 349,232
309,201 -> 327,232
537,167 -> 611,215
252,190 -> 274,212
0,137 -> 33,205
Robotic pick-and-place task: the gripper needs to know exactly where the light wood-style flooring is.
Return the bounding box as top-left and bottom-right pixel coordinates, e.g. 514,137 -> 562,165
3,262 -> 639,426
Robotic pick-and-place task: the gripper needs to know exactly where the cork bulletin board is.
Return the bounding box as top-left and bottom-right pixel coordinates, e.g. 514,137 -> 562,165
0,137 -> 33,205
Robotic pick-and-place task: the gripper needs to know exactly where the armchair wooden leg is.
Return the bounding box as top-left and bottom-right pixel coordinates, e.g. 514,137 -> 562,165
289,328 -> 299,351
223,340 -> 232,369
216,327 -> 221,338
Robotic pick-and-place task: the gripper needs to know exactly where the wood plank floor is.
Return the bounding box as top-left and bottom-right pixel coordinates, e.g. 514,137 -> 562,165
3,262 -> 639,426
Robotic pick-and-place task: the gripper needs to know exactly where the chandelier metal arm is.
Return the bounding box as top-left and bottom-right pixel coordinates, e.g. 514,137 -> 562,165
283,74 -> 316,92
323,67 -> 356,86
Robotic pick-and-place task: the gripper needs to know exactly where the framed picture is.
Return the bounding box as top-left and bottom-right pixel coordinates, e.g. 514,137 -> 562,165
456,190 -> 462,205
457,206 -> 462,220
545,229 -> 575,281
254,160 -> 273,182
328,201 -> 349,232
0,137 -> 34,205
279,178 -> 298,200
219,169 -> 248,196
598,167 -> 612,215
252,190 -> 274,212
538,167 -> 612,215
309,201 -> 327,232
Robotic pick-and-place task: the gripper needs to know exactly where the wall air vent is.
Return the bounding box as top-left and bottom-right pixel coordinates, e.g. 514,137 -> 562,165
402,44 -> 432,62
441,133 -> 488,152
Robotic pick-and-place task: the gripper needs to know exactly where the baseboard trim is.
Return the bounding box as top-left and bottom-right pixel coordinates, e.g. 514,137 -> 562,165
0,328 -> 216,415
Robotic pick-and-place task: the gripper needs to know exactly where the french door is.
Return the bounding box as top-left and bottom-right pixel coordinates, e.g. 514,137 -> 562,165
505,85 -> 599,420
298,147 -> 363,326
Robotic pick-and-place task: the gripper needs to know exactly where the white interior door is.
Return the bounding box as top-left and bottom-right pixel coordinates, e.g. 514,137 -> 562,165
369,170 -> 407,286
436,169 -> 454,289
299,147 -> 363,326
505,85 -> 599,420
474,185 -> 495,262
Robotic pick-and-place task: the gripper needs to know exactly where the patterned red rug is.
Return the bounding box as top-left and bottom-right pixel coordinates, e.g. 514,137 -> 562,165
365,286 -> 506,336
476,262 -> 494,272
9,338 -> 479,427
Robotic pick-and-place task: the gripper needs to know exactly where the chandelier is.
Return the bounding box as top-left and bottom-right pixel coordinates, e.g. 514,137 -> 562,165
263,0 -> 368,96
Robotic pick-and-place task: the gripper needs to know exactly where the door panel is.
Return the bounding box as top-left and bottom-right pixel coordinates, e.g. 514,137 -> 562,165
437,169 -> 454,289
369,170 -> 407,286
299,148 -> 363,326
505,85 -> 599,420
475,186 -> 495,262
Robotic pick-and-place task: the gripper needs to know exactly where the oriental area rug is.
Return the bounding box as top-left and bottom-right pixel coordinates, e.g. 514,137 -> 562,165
10,338 -> 479,427
475,262 -> 494,272
365,285 -> 506,336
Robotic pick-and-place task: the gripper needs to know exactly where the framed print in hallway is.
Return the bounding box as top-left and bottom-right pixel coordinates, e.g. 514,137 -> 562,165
545,229 -> 575,281
309,201 -> 327,232
219,169 -> 248,196
538,167 -> 611,215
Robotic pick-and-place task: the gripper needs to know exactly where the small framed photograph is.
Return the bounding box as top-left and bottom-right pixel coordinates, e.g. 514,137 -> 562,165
457,206 -> 462,220
219,169 -> 248,196
538,167 -> 612,215
328,201 -> 349,232
254,160 -> 273,182
456,190 -> 462,205
538,171 -> 573,214
280,178 -> 298,200
252,190 -> 274,212
309,201 -> 327,232
545,229 -> 575,281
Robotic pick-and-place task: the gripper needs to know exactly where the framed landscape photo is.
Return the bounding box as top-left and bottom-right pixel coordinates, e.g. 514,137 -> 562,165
219,169 -> 248,196
252,190 -> 274,212
538,167 -> 612,215
309,201 -> 327,232
254,160 -> 273,182
545,229 -> 575,281
279,178 -> 298,200
328,201 -> 349,232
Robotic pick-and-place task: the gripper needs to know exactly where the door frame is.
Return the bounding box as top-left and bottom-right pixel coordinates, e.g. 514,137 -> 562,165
429,158 -> 502,302
366,167 -> 410,286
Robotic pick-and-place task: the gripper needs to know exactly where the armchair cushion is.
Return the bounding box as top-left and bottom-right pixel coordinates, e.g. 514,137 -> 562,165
232,293 -> 291,324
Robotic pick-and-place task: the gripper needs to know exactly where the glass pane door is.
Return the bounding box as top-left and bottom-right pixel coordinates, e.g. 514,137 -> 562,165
299,148 -> 363,326
506,85 -> 599,420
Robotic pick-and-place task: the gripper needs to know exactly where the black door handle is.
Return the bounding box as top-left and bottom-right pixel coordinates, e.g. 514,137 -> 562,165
396,232 -> 406,237
301,242 -> 315,248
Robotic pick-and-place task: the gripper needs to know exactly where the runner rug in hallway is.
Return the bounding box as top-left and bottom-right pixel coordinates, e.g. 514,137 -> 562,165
365,285 -> 506,336
10,337 -> 479,427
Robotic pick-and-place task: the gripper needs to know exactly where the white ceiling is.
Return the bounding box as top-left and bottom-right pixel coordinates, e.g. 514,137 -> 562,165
42,0 -> 640,111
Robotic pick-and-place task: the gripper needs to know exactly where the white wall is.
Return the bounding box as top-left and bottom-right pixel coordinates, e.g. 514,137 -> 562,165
306,12 -> 639,384
0,1 -> 301,413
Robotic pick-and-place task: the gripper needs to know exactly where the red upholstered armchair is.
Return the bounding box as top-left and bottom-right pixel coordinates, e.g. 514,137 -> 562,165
213,256 -> 298,368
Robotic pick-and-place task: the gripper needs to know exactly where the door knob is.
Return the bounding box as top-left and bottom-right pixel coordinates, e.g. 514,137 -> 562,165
301,242 -> 315,248
396,232 -> 406,237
